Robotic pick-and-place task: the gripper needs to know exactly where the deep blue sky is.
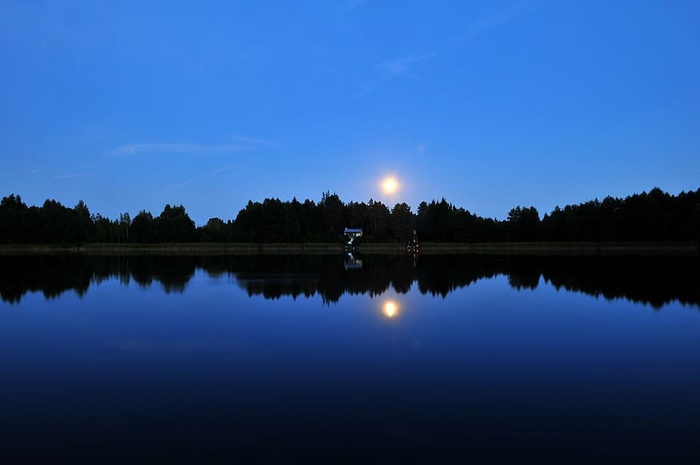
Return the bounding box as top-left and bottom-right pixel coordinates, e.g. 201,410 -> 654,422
2,0 -> 699,226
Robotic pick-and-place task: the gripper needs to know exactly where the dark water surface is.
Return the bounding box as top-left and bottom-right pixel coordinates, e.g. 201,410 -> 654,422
1,253 -> 699,464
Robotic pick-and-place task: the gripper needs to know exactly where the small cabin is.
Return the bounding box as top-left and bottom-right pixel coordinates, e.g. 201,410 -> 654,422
343,228 -> 363,239
343,228 -> 363,251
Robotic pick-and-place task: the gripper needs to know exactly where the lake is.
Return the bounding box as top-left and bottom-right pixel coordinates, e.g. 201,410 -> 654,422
1,253 -> 699,464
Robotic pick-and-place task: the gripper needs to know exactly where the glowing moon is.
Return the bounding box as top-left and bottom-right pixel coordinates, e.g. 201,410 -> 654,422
381,176 -> 399,195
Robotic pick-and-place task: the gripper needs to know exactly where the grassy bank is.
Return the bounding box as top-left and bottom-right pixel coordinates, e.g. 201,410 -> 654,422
0,243 -> 344,255
0,241 -> 697,256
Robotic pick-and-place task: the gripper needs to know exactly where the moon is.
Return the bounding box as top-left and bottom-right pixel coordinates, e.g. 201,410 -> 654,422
381,176 -> 399,195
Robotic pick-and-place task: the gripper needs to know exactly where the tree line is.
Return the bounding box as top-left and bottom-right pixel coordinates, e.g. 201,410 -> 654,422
1,187 -> 698,244
2,254 -> 698,308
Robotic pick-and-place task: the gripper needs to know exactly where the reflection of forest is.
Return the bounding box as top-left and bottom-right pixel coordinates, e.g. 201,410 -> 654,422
1,254 -> 698,309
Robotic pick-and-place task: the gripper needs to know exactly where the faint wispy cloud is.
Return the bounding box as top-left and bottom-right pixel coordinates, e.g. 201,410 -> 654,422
452,0 -> 541,44
352,1 -> 541,98
228,134 -> 278,148
158,165 -> 240,196
109,143 -> 248,157
54,173 -> 90,180
375,53 -> 435,80
356,52 -> 436,98
335,0 -> 369,16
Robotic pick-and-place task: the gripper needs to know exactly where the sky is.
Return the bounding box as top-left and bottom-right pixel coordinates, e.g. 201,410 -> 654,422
1,0 -> 699,226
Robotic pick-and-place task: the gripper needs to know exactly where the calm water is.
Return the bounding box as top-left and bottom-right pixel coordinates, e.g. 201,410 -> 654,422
1,253 -> 699,464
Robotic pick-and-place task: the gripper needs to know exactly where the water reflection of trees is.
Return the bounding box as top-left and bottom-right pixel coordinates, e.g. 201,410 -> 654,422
0,254 -> 698,309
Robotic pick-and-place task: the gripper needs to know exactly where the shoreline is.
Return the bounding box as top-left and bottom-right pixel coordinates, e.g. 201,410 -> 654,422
358,241 -> 700,255
0,241 -> 697,256
0,243 -> 342,255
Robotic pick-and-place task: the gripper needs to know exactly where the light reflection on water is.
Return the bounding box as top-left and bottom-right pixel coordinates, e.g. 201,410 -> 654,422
0,253 -> 699,464
382,299 -> 399,319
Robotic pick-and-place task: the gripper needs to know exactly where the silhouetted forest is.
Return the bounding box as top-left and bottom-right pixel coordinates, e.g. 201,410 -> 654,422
1,254 -> 698,309
1,187 -> 699,244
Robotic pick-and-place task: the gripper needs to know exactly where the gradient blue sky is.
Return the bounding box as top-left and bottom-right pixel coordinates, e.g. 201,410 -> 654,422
2,0 -> 699,226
